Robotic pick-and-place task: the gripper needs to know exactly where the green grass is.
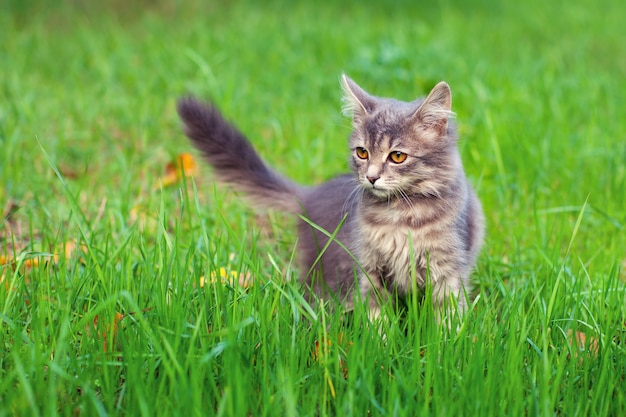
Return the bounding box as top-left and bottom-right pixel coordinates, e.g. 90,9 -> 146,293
1,0 -> 625,415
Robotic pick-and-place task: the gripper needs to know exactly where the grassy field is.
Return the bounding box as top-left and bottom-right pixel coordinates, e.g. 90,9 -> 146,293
1,0 -> 625,415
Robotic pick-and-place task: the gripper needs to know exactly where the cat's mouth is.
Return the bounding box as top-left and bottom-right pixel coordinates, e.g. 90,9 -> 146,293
365,184 -> 391,199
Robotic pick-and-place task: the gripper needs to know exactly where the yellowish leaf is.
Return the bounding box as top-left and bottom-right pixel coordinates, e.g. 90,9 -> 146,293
53,240 -> 88,263
128,205 -> 158,232
156,153 -> 198,188
93,312 -> 125,353
312,332 -> 352,379
567,329 -> 600,361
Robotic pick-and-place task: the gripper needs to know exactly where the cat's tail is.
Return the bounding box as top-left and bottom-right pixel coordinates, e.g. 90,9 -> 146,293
177,97 -> 304,213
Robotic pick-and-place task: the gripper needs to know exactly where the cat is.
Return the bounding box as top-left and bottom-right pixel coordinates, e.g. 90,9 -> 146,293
177,74 -> 484,323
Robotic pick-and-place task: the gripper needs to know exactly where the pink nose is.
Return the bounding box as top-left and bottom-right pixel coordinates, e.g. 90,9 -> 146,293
367,175 -> 380,185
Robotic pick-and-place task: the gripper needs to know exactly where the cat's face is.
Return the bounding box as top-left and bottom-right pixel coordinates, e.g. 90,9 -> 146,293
349,108 -> 424,198
342,75 -> 457,199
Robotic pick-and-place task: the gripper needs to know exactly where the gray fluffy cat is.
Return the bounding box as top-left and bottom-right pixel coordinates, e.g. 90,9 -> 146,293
177,74 -> 484,322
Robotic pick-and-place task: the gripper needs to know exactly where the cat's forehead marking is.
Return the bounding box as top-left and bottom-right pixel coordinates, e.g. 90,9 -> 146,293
371,134 -> 392,157
364,110 -> 404,140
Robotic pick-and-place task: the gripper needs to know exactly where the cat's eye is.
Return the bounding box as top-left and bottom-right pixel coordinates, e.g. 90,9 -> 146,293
389,151 -> 407,164
355,147 -> 369,159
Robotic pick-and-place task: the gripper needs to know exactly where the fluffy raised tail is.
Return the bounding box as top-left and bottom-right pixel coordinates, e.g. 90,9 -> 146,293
177,97 -> 303,213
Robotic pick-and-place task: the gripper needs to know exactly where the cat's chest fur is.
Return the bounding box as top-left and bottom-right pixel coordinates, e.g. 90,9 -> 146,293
353,197 -> 461,295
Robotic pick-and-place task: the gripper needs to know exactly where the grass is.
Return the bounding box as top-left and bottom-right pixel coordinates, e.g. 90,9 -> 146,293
1,0 -> 625,415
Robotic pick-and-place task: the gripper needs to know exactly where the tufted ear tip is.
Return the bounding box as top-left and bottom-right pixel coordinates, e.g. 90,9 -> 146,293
411,82 -> 455,136
427,82 -> 452,110
340,74 -> 376,119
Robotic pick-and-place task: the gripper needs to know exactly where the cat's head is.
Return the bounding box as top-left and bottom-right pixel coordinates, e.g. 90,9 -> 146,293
341,74 -> 459,199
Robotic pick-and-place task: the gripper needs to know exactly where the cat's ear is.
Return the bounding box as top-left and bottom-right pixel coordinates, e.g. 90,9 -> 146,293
341,74 -> 376,122
412,82 -> 454,137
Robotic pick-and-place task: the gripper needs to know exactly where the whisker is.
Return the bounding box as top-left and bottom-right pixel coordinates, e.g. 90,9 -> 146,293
342,182 -> 364,217
398,188 -> 419,218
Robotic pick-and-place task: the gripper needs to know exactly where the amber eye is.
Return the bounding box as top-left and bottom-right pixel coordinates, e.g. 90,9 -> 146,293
389,151 -> 407,164
355,147 -> 369,159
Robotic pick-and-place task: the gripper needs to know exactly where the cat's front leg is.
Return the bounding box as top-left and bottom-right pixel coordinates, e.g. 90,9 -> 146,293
358,269 -> 389,325
432,275 -> 469,328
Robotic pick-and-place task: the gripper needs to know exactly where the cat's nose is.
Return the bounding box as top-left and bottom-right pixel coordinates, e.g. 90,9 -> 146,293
367,175 -> 380,185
